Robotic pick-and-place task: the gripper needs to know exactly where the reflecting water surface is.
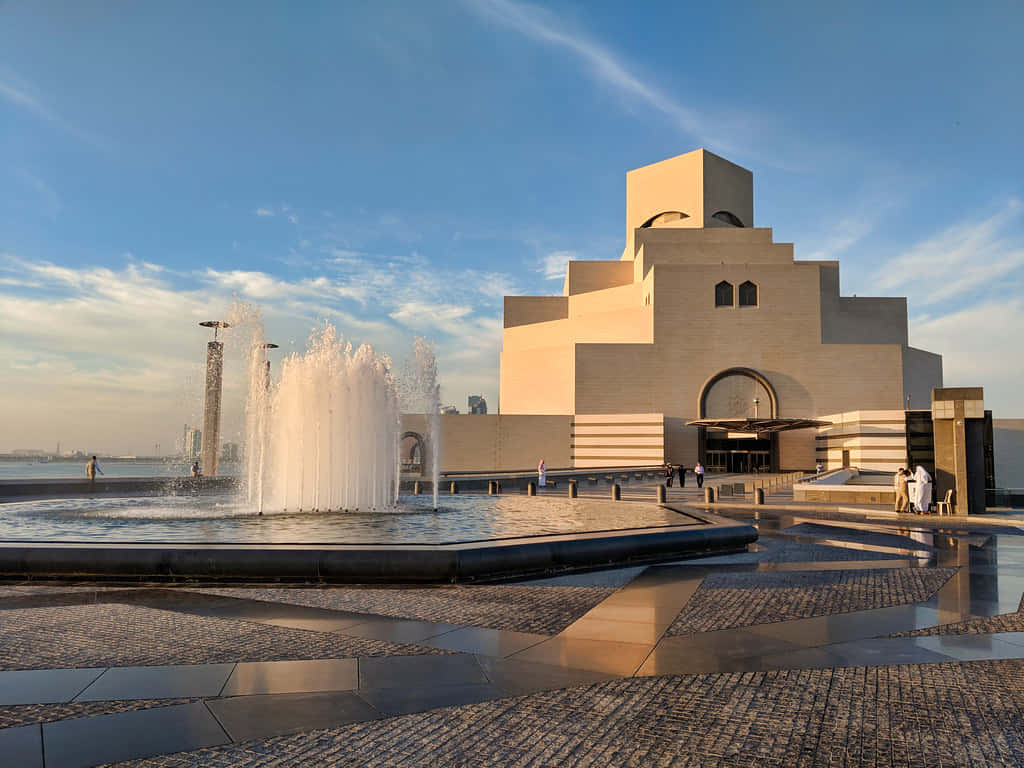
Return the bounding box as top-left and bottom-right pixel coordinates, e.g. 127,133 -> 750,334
0,494 -> 699,545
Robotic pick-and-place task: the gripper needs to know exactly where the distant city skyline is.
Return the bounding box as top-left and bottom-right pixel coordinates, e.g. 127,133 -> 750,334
1,1 -> 1022,454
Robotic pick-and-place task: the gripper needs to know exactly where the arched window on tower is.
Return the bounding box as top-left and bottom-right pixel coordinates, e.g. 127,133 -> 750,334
711,211 -> 744,227
641,211 -> 689,228
739,280 -> 758,307
715,281 -> 734,307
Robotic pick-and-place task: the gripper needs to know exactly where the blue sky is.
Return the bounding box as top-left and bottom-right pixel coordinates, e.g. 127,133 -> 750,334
2,0 -> 1023,454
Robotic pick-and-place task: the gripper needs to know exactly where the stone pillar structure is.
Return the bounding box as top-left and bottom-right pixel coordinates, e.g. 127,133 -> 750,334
931,387 -> 986,515
201,341 -> 224,477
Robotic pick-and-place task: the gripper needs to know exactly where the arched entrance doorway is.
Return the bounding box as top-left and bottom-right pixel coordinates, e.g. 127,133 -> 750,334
400,431 -> 426,476
697,368 -> 779,473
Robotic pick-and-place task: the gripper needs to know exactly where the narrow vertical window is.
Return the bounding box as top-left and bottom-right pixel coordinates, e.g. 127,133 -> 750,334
715,281 -> 734,307
739,281 -> 758,307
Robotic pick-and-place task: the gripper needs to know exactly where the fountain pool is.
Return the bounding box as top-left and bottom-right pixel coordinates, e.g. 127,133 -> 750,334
0,493 -> 700,545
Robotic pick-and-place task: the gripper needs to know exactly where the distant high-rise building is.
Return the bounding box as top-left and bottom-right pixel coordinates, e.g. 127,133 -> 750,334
221,442 -> 241,462
468,395 -> 487,414
184,427 -> 202,460
440,405 -> 459,415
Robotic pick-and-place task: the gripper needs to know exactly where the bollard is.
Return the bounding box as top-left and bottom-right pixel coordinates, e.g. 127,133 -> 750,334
568,480 -> 578,498
527,481 -> 537,496
449,481 -> 458,494
611,483 -> 621,501
704,486 -> 716,503
755,487 -> 765,505
656,485 -> 666,503
413,481 -> 422,495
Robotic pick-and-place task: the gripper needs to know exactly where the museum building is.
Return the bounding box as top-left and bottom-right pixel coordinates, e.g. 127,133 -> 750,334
457,148 -> 934,474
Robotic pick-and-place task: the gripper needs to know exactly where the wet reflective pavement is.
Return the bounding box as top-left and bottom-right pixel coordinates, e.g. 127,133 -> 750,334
3,505 -> 1024,766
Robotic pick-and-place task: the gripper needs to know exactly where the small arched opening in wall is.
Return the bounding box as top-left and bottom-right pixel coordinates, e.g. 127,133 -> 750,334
640,211 -> 690,228
711,210 -> 744,227
696,367 -> 779,474
400,431 -> 426,476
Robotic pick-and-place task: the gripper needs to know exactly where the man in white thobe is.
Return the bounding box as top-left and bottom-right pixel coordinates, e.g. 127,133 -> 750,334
912,465 -> 933,514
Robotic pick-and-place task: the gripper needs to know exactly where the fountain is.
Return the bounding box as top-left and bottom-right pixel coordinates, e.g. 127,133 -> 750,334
247,323 -> 401,514
400,339 -> 442,511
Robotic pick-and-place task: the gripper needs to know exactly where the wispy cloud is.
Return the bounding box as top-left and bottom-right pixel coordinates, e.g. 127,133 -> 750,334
538,250 -> 574,280
912,298 -> 1024,414
0,69 -> 108,150
463,0 -> 758,158
0,75 -> 59,123
876,198 -> 1024,304
255,207 -> 275,217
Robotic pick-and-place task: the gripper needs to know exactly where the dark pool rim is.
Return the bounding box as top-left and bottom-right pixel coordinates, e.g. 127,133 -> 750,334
0,511 -> 756,584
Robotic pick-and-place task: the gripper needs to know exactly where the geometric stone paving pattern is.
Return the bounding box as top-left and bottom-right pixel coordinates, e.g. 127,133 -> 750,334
0,698 -> 199,729
106,660 -> 1024,768
192,584 -> 617,635
0,603 -> 447,670
667,567 -> 957,635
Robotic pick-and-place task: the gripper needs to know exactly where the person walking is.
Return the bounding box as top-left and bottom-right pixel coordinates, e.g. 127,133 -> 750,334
86,456 -> 103,488
677,465 -> 687,487
894,467 -> 910,513
664,463 -> 674,488
694,462 -> 705,488
538,458 -> 546,488
816,461 -> 824,474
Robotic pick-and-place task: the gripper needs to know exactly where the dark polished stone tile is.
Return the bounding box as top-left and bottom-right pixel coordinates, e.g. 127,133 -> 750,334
560,617 -> 667,644
358,653 -> 487,690
0,724 -> 42,768
475,655 -> 616,696
510,637 -> 653,676
749,646 -> 852,671
208,691 -> 380,741
421,627 -> 548,657
42,701 -> 229,768
637,630 -> 803,676
260,615 -> 370,633
824,638 -> 957,667
748,605 -> 939,647
0,667 -> 104,706
220,658 -> 358,696
75,663 -> 235,702
990,632 -> 1024,648
911,634 -> 1024,661
357,683 -> 505,716
340,617 -> 463,644
573,602 -> 683,626
770,559 -> 916,572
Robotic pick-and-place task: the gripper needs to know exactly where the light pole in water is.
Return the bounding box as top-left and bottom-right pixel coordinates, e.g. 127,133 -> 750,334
255,343 -> 278,515
199,321 -> 231,477
753,397 -> 760,419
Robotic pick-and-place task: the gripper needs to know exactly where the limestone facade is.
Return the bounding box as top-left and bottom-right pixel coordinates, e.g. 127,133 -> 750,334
499,149 -> 943,471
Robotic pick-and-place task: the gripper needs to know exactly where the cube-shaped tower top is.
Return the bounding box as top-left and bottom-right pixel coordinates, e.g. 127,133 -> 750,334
623,149 -> 753,258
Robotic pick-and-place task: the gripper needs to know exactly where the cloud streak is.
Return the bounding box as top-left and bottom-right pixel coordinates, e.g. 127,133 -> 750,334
876,198 -> 1024,305
463,0 -> 756,158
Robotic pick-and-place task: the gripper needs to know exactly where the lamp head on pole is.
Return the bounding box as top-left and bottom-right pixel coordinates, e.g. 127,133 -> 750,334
199,320 -> 231,340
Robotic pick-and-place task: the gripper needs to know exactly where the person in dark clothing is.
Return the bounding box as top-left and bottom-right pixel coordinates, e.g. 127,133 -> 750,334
677,465 -> 686,487
664,463 -> 674,488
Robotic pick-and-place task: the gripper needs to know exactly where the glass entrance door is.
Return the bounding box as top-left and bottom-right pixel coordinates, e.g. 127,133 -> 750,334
703,432 -> 775,473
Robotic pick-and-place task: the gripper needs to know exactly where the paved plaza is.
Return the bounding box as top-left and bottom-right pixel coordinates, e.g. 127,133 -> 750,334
3,497 -> 1024,766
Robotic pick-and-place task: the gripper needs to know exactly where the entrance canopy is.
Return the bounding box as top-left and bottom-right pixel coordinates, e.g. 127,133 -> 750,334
687,417 -> 829,437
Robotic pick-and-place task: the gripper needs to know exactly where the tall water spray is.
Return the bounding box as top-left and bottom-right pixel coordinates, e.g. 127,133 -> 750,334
247,324 -> 401,512
400,339 -> 442,510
